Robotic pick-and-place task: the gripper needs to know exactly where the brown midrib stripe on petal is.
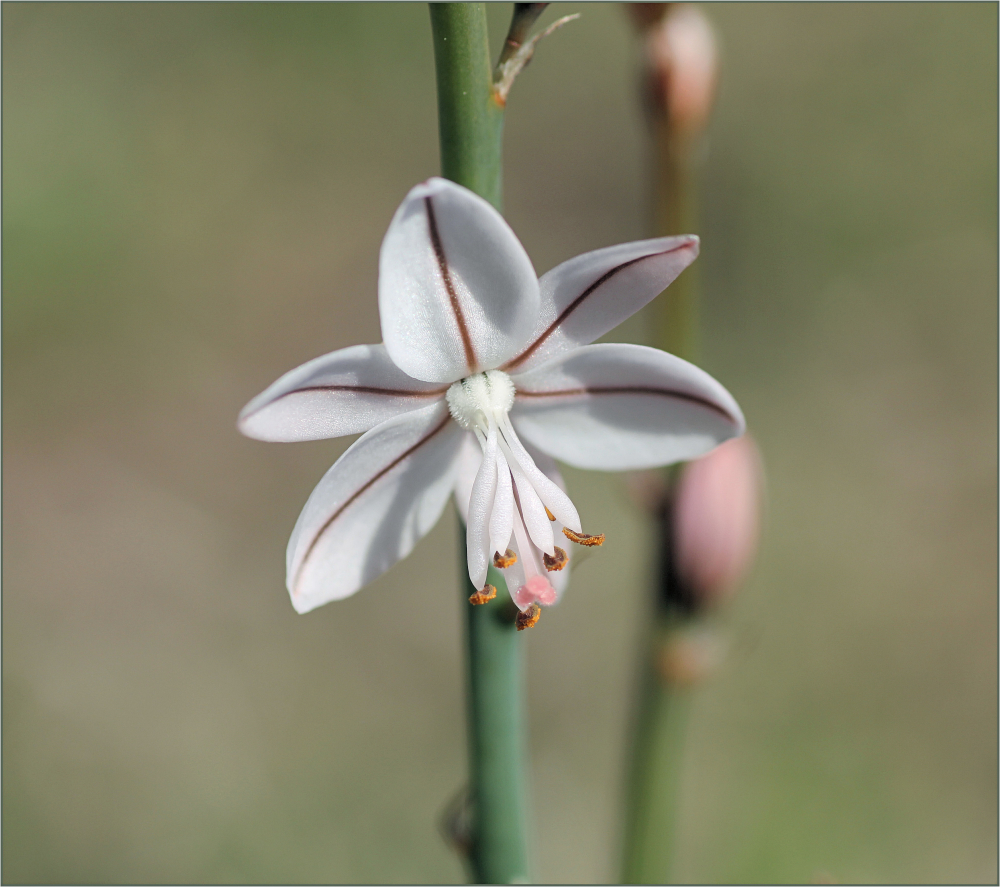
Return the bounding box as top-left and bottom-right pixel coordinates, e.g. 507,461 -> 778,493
425,195 -> 477,372
516,385 -> 736,424
503,241 -> 693,372
292,411 -> 452,596
243,385 -> 447,420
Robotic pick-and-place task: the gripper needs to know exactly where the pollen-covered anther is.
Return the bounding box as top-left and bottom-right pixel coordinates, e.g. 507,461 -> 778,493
542,546 -> 568,571
515,603 -> 542,630
544,505 -> 556,521
469,584 -> 497,605
562,527 -> 606,547
493,549 -> 518,569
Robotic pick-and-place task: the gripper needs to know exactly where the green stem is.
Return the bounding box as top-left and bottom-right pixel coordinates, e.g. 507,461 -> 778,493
621,622 -> 693,883
429,5 -> 528,883
622,95 -> 706,887
430,3 -> 504,209
653,122 -> 700,363
462,561 -> 530,884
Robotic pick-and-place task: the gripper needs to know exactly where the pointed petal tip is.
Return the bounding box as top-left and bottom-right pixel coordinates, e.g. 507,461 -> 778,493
236,401 -> 269,441
287,573 -> 360,614
666,233 -> 700,258
287,586 -> 318,615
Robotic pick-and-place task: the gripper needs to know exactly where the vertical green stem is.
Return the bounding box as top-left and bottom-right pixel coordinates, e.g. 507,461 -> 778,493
430,3 -> 504,210
462,561 -> 530,884
623,86 -> 705,887
621,619 -> 693,884
653,120 -> 700,363
429,5 -> 528,883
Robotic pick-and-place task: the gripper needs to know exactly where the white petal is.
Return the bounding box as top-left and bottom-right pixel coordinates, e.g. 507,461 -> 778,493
453,432 -> 483,524
503,236 -> 699,374
453,437 -> 515,575
503,535 -> 528,608
508,441 -> 572,602
239,344 -> 446,442
286,401 -> 462,613
511,466 -> 555,556
499,415 -> 582,533
466,423 -> 499,589
489,449 -> 515,559
521,439 -> 566,492
379,178 -> 540,383
510,343 -> 744,470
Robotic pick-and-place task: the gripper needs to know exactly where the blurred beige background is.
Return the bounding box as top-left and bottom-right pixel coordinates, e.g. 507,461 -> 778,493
3,3 -> 996,883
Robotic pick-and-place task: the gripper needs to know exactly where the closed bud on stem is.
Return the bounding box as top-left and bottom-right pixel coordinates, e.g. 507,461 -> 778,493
673,434 -> 763,608
643,4 -> 718,139
625,3 -> 670,33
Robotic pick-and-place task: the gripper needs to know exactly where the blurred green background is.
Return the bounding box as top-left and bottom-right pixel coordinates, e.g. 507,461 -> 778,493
3,3 -> 996,883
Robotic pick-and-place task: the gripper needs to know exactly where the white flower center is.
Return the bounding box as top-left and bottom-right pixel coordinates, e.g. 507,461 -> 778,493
446,370 -> 516,430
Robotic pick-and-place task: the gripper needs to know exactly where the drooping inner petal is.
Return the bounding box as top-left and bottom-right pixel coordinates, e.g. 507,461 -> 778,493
508,461 -> 555,556
448,368 -> 596,609
466,420 -> 499,589
489,449 -> 515,560
509,509 -> 557,609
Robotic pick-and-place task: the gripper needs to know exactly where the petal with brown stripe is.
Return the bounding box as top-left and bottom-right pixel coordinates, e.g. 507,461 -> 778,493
503,235 -> 699,374
285,400 -> 463,613
239,344 -> 447,442
510,343 -> 744,470
378,178 -> 540,384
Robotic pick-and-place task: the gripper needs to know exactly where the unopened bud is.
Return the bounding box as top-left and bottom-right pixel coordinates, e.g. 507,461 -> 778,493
644,4 -> 718,137
673,434 -> 763,607
626,3 -> 670,33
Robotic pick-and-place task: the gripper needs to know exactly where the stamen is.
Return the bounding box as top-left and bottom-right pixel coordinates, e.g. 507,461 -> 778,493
493,549 -> 518,568
515,603 -> 541,630
563,527 -> 606,547
544,505 -> 556,521
542,546 -> 568,571
469,585 -> 497,605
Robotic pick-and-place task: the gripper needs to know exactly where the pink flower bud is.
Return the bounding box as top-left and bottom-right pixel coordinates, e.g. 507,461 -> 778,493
626,3 -> 669,33
673,434 -> 763,607
644,4 -> 719,137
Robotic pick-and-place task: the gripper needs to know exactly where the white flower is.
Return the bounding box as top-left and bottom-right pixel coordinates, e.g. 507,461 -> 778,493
239,178 -> 744,617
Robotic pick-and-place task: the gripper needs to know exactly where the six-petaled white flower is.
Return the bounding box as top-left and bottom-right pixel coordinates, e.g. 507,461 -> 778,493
239,178 -> 744,618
